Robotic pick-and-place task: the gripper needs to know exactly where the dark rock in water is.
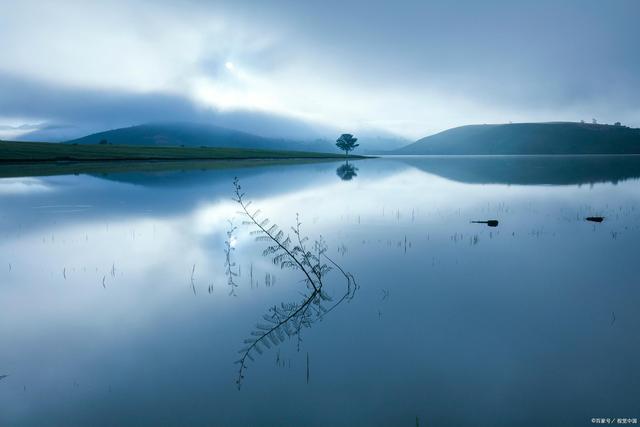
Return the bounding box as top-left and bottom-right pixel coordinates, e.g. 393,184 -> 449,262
471,220 -> 499,227
586,216 -> 604,223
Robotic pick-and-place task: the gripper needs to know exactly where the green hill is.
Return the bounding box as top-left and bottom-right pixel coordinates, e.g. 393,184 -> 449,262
394,122 -> 640,155
67,122 -> 336,152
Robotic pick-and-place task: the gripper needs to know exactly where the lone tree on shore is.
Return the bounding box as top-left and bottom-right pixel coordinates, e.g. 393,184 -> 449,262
336,134 -> 359,158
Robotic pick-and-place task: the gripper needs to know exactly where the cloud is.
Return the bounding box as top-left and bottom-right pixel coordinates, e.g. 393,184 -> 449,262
1,0 -> 639,139
0,72 -> 337,141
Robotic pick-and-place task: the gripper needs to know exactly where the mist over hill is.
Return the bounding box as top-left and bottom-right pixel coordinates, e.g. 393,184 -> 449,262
62,122 -> 409,154
67,122 -> 337,152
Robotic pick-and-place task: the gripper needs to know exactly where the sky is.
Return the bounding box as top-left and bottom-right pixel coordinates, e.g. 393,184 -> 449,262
0,0 -> 639,141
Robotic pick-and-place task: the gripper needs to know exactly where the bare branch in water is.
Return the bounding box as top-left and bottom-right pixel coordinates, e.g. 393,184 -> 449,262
224,219 -> 239,297
232,177 -> 358,388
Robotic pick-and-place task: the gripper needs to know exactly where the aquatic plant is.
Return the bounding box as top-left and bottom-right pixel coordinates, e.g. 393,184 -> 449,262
224,220 -> 239,297
232,177 -> 358,388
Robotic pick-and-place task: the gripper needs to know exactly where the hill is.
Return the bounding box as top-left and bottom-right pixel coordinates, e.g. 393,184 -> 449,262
67,122 -> 336,152
394,122 -> 640,155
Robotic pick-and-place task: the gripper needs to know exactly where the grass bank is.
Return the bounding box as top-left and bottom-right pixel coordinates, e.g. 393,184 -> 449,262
0,140 -> 357,162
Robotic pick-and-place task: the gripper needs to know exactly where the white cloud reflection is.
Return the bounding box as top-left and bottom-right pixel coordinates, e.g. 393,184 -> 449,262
0,178 -> 53,195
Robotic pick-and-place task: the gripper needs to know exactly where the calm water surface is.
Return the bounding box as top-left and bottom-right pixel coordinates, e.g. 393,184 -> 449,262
1,156 -> 639,426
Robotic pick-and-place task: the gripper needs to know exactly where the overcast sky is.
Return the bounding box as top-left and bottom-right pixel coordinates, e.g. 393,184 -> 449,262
1,0 -> 638,140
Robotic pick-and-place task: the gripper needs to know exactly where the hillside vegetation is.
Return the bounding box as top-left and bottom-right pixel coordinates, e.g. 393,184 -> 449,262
0,140 -> 350,162
395,122 -> 640,155
67,122 -> 336,152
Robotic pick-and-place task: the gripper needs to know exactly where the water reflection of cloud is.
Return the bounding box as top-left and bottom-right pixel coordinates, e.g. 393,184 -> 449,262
3,160 -> 640,425
0,177 -> 53,195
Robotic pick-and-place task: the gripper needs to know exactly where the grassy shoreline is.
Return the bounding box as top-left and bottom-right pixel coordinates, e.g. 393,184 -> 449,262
0,140 -> 367,178
0,140 -> 360,162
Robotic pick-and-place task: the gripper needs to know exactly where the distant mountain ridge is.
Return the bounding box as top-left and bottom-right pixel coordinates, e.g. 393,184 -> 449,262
395,122 -> 640,155
67,122 -> 337,153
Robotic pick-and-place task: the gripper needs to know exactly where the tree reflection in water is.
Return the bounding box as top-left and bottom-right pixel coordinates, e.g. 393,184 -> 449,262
336,162 -> 359,181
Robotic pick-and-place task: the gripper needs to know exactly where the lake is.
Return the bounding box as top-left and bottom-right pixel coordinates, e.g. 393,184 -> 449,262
1,156 -> 639,426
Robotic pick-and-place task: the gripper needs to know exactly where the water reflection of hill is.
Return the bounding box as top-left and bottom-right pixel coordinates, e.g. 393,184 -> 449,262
0,158 -> 341,182
397,155 -> 640,185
